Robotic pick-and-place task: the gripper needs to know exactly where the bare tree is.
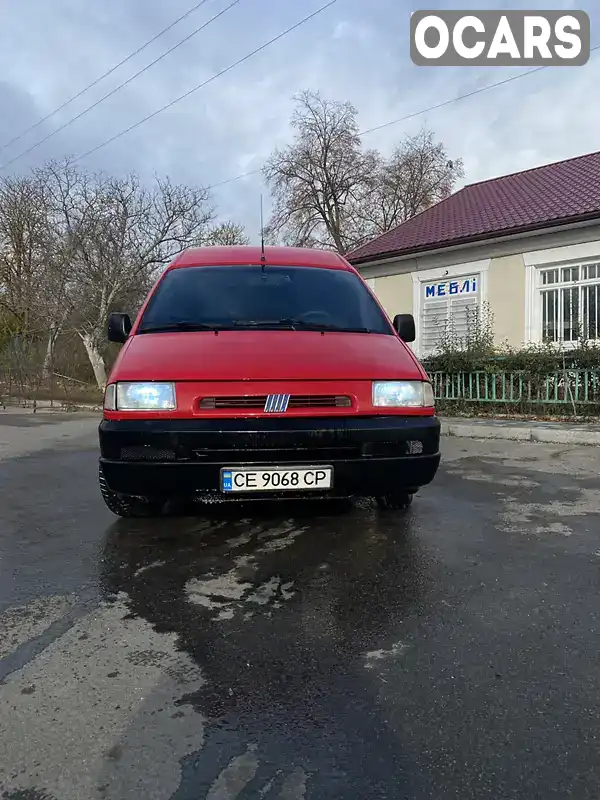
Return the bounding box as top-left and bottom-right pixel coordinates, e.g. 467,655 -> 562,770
263,92 -> 463,254
42,159 -> 215,389
0,160 -> 253,400
355,127 -> 464,244
0,174 -> 49,326
203,220 -> 249,245
0,173 -> 57,394
262,90 -> 374,254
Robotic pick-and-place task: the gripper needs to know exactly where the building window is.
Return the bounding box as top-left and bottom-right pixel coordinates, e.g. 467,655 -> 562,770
539,262 -> 600,343
420,274 -> 480,355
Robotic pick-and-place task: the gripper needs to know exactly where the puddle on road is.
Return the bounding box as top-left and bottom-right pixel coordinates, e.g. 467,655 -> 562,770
444,464 -> 541,488
205,743 -> 259,798
365,640 -> 411,669
185,743 -> 309,799
499,489 -> 600,536
0,491 -> 443,799
185,521 -> 304,622
442,450 -> 600,539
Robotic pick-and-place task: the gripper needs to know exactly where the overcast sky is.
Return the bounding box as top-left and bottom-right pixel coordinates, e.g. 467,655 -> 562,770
0,0 -> 598,241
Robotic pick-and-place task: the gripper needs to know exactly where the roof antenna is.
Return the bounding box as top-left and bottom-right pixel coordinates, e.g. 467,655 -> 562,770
260,193 -> 266,272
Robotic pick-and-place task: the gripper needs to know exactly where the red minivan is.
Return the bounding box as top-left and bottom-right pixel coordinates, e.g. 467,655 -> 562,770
99,245 -> 440,517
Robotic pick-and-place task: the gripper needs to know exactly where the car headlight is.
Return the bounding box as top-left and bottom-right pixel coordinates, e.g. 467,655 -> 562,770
104,382 -> 176,410
372,380 -> 434,407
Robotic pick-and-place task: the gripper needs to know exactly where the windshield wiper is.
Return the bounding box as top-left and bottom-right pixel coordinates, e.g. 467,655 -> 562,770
288,320 -> 374,333
232,319 -> 297,329
139,322 -> 225,333
231,319 -> 374,333
294,322 -> 374,333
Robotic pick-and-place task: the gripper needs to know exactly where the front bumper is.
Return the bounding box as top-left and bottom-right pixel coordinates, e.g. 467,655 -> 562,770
98,415 -> 441,499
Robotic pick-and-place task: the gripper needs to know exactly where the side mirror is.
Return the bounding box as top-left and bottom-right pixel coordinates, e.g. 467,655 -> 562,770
107,312 -> 132,344
393,313 -> 416,342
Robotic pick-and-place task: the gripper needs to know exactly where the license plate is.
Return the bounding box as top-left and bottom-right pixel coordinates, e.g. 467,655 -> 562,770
220,465 -> 333,493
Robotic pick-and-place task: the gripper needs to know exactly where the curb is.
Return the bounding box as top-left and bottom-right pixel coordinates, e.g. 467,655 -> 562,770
1,401 -> 101,413
441,419 -> 600,447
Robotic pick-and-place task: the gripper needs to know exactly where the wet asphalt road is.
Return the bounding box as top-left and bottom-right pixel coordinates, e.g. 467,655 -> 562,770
1,412 -> 600,799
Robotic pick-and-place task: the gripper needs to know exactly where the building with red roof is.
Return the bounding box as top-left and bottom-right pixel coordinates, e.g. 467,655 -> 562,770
346,150 -> 600,357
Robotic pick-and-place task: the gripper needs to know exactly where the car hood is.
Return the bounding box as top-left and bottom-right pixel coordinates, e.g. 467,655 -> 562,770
111,330 -> 425,382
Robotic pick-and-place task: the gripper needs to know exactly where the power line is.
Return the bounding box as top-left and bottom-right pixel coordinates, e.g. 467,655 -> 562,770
0,0 -> 243,171
208,169 -> 261,189
0,0 -> 215,154
359,44 -> 600,137
71,0 -> 338,165
205,45 -> 600,190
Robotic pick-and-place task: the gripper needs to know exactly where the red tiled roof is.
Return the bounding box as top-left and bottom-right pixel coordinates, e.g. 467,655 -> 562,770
347,150 -> 600,265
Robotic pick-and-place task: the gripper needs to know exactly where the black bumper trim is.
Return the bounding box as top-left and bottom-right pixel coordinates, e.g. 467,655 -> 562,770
98,415 -> 441,499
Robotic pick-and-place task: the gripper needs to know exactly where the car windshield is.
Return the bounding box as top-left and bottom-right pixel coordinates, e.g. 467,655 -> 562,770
138,264 -> 393,335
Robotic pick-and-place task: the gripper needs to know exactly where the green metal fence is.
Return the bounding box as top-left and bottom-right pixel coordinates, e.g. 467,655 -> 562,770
430,370 -> 600,406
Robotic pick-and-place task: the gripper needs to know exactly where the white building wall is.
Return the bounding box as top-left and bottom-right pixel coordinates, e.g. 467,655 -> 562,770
354,223 -> 600,357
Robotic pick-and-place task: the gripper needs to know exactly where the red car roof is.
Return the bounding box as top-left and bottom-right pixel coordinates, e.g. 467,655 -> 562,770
170,245 -> 352,270
347,149 -> 600,265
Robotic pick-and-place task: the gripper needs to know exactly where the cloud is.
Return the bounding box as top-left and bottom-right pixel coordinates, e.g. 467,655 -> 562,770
0,0 -> 598,239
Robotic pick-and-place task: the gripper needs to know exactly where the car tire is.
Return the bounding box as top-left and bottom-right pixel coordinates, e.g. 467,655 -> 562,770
375,492 -> 413,511
99,465 -> 164,518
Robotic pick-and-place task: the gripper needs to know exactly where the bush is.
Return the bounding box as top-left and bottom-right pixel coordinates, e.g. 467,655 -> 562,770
421,303 -> 600,418
422,302 -> 600,376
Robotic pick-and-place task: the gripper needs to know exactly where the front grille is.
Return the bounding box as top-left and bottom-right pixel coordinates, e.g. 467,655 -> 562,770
200,396 -> 264,409
199,395 -> 352,410
191,440 -> 418,463
192,445 -> 362,463
120,445 -> 176,462
117,438 -> 424,464
289,395 -> 351,408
